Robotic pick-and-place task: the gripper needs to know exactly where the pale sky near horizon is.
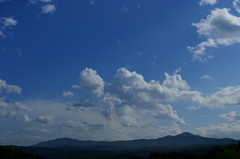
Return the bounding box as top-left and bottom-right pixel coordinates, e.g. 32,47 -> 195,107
1,0 -> 240,146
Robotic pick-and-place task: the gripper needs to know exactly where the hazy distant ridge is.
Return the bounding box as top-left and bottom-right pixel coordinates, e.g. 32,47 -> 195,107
34,132 -> 238,150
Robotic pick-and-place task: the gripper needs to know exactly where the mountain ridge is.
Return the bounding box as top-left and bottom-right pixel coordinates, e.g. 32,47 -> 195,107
33,132 -> 238,150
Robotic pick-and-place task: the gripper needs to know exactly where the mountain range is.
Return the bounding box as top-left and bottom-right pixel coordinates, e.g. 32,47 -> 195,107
33,132 -> 238,151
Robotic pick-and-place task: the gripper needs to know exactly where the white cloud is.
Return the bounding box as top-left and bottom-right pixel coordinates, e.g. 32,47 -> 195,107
41,4 -> 56,14
0,98 -> 29,120
62,91 -> 74,98
77,68 -> 194,125
189,8 -> 240,61
163,72 -> 190,90
4,68 -> 240,144
219,111 -> 240,121
72,84 -> 81,89
0,79 -> 26,121
200,74 -> 213,80
196,123 -> 240,139
201,86 -> 240,108
0,79 -> 21,94
1,17 -> 17,27
28,0 -> 56,15
80,68 -> 105,97
77,68 -> 240,125
23,114 -> 31,122
35,115 -> 54,124
233,0 -> 240,13
199,0 -> 218,6
0,17 -> 17,38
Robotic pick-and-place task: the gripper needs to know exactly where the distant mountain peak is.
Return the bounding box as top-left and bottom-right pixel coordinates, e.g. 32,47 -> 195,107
175,132 -> 196,137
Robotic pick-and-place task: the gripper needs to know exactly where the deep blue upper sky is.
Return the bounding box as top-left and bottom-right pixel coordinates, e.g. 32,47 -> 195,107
1,0 -> 240,146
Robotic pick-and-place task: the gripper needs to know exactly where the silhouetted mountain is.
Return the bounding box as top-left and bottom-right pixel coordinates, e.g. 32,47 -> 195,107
34,132 -> 238,151
175,132 -> 195,137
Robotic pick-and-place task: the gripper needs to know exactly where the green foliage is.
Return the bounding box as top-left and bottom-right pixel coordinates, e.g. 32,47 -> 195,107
0,146 -> 44,159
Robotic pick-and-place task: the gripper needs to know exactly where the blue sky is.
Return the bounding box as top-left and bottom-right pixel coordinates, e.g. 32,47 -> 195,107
1,0 -> 240,146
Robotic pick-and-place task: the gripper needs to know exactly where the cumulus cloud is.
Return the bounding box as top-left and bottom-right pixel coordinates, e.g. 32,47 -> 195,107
76,68 -> 197,126
219,111 -> 240,121
199,0 -> 218,6
41,4 -> 56,14
79,68 -> 105,97
0,17 -> 17,38
200,74 -> 213,80
0,79 -> 22,94
76,68 -> 240,125
189,8 -> 240,61
196,123 -> 240,139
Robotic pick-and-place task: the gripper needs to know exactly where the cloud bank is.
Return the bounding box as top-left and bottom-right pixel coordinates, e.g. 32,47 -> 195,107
2,68 -> 240,144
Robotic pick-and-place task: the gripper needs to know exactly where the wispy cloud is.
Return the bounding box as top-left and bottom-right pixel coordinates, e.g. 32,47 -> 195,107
0,17 -> 17,38
29,0 -> 52,4
89,0 -> 95,5
199,0 -> 218,6
196,123 -> 240,139
62,91 -> 74,98
200,74 -> 213,80
233,0 -> 240,13
219,111 -> 240,121
0,0 -> 11,3
41,4 -> 56,14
